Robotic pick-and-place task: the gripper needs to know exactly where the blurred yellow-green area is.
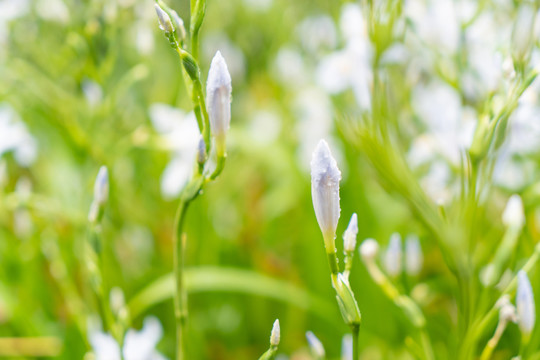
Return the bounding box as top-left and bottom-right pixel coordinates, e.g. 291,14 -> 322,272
2,0 -> 540,359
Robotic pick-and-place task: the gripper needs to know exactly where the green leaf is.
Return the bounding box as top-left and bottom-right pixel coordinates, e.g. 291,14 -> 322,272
128,266 -> 340,327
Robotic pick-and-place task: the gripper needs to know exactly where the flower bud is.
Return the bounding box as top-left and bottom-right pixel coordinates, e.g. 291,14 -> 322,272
511,2 -> 537,67
497,295 -> 518,324
343,213 -> 358,253
170,10 -> 186,41
311,139 -> 341,251
270,319 -> 280,346
154,4 -> 174,34
405,234 -> 423,276
384,233 -> 402,277
206,51 -> 232,155
502,194 -> 525,229
334,273 -> 361,325
93,166 -> 109,206
517,270 -> 535,337
359,238 -> 379,262
306,331 -> 325,358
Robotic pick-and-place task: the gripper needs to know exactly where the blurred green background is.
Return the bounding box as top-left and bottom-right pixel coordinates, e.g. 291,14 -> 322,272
1,0 -> 540,359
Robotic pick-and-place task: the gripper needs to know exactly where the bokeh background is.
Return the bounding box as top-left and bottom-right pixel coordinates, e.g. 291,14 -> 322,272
2,0 -> 540,359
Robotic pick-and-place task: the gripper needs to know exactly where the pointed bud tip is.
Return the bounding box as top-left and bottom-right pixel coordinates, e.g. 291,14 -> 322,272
154,4 -> 174,33
270,319 -> 280,346
305,331 -> 325,357
343,213 -> 359,252
517,270 -> 535,335
94,166 -> 109,205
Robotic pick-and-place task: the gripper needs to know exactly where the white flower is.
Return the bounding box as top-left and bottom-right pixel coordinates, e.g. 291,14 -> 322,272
517,271 -> 535,337
149,104 -> 200,199
270,319 -> 280,346
405,234 -> 423,276
90,317 -> 167,360
311,139 -> 341,245
384,233 -> 402,277
206,51 -> 232,152
305,331 -> 325,358
502,195 -> 525,228
343,213 -> 358,252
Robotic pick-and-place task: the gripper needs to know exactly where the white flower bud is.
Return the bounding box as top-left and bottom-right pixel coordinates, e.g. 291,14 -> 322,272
93,166 -> 109,206
384,233 -> 402,277
311,139 -> 341,248
270,319 -> 280,346
359,238 -> 379,262
502,195 -> 525,228
197,136 -> 206,165
306,331 -> 325,358
206,51 -> 232,153
405,234 -> 423,276
517,270 -> 535,336
343,213 -> 358,252
154,4 -> 174,34
170,10 -> 186,40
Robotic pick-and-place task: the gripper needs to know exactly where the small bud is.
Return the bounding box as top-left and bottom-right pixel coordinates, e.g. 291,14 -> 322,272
517,270 -> 535,337
405,234 -> 423,276
343,213 -> 358,253
270,319 -> 280,346
206,51 -> 232,155
334,273 -> 361,325
93,166 -> 109,206
311,139 -> 342,250
306,331 -> 325,358
197,136 -> 206,165
154,4 -> 174,34
502,195 -> 525,228
170,10 -> 186,41
384,233 -> 402,277
359,238 -> 379,262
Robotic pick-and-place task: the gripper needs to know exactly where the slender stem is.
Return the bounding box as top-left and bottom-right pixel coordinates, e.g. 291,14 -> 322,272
173,201 -> 190,360
420,330 -> 435,360
351,324 -> 360,360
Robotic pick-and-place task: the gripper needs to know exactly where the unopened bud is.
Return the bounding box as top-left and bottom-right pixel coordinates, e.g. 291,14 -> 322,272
334,273 -> 361,325
270,319 -> 280,346
497,295 -> 518,324
384,233 -> 402,277
405,234 -> 423,276
93,166 -> 109,205
502,194 -> 524,229
511,2 -> 537,67
306,331 -> 325,358
517,270 -> 535,337
311,139 -> 341,250
154,4 -> 174,34
207,51 -> 232,155
359,238 -> 379,262
343,213 -> 358,253
170,10 -> 186,41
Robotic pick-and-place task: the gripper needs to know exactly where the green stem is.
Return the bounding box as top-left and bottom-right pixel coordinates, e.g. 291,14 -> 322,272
351,324 -> 360,360
173,200 -> 190,360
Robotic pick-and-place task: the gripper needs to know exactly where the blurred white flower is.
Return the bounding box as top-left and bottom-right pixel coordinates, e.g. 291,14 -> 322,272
248,109 -> 281,145
384,233 -> 402,277
90,316 -> 167,360
516,271 -> 535,337
243,0 -> 273,12
405,234 -> 423,276
82,79 -> 103,107
134,22 -> 155,55
405,0 -> 459,54
35,0 -> 69,24
274,47 -> 309,88
305,331 -> 325,358
148,104 -> 200,199
206,51 -> 232,153
502,194 -> 524,228
359,238 -> 379,262
0,103 -> 37,166
297,15 -> 337,54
